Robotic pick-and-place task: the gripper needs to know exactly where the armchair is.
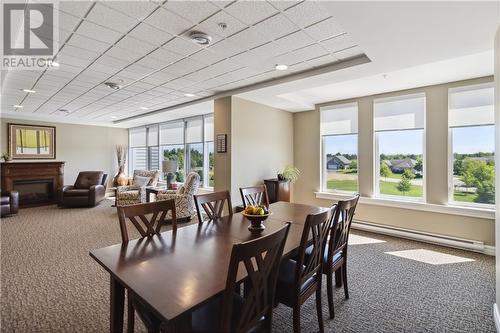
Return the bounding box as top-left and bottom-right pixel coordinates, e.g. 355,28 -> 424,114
58,171 -> 107,208
1,190 -> 19,217
116,170 -> 160,206
156,172 -> 200,221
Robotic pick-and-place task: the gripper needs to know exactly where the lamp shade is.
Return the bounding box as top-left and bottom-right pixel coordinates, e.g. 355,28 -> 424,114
162,160 -> 178,173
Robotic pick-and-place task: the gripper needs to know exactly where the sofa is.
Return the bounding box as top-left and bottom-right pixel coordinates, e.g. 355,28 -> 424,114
156,172 -> 200,221
116,170 -> 160,206
58,171 -> 107,207
1,191 -> 19,217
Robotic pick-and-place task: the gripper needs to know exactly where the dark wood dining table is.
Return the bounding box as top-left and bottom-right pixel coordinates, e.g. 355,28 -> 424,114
90,201 -> 329,333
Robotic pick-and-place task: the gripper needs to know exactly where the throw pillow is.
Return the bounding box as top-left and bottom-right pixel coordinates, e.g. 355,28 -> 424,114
133,175 -> 151,187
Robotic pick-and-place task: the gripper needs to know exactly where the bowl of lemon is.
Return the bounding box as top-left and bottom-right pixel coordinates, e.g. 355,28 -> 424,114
241,205 -> 272,231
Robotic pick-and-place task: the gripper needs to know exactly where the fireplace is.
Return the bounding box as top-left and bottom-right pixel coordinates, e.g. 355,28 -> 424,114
13,179 -> 55,205
1,162 -> 64,207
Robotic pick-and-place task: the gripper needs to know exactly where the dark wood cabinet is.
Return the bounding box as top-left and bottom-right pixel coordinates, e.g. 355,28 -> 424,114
264,179 -> 290,204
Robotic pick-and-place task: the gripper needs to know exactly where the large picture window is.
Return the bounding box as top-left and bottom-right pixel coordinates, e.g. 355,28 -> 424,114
374,94 -> 425,200
320,102 -> 358,193
129,127 -> 147,173
449,84 -> 495,206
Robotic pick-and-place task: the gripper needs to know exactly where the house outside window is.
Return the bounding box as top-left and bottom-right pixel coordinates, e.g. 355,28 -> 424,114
374,93 -> 426,201
320,102 -> 359,193
449,83 -> 495,206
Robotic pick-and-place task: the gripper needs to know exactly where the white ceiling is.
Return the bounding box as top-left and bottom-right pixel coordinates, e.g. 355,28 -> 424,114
237,1 -> 500,111
1,0 -> 367,127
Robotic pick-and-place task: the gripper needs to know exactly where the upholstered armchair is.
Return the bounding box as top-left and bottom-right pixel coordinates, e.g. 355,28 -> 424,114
116,170 -> 160,206
58,171 -> 107,208
156,172 -> 200,221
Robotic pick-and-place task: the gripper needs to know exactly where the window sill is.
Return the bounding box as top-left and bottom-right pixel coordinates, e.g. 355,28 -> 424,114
314,192 -> 495,220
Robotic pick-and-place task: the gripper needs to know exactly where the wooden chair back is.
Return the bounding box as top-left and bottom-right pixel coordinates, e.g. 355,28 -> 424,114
239,185 -> 269,208
117,199 -> 177,243
222,223 -> 291,333
194,190 -> 233,223
327,195 -> 360,265
295,209 -> 334,287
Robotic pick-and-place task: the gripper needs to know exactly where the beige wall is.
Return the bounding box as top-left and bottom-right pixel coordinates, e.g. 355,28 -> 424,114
294,76 -> 495,245
0,118 -> 128,186
213,97 -> 294,205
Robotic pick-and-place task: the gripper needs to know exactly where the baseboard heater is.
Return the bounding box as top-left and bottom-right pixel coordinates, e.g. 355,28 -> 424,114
352,219 -> 493,256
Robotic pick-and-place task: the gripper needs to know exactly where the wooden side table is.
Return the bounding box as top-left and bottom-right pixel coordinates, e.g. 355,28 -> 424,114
146,187 -> 167,202
264,179 -> 290,204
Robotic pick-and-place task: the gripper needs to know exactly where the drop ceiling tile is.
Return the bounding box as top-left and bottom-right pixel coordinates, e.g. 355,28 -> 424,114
126,62 -> 156,75
197,10 -> 246,38
274,31 -> 316,53
275,44 -> 329,66
189,49 -> 227,66
209,1 -> 233,9
114,35 -> 157,54
75,21 -> 123,44
105,46 -> 144,62
228,27 -> 269,50
283,2 -> 331,29
129,23 -> 175,46
162,77 -> 196,89
93,55 -> 129,70
304,18 -> 345,42
66,34 -> 111,53
57,1 -> 93,18
164,1 -> 220,24
249,41 -> 288,59
135,56 -> 172,72
333,46 -> 365,60
223,1 -> 278,26
320,34 -> 357,53
165,57 -> 204,77
267,1 -> 300,11
149,47 -> 184,64
163,37 -> 202,57
207,39 -> 241,59
144,8 -> 194,36
86,62 -> 121,76
60,44 -> 100,61
103,1 -> 159,21
85,2 -> 138,33
252,13 -> 297,41
114,69 -> 146,81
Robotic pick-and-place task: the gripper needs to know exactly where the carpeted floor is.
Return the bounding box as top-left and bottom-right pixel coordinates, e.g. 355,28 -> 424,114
1,199 -> 495,332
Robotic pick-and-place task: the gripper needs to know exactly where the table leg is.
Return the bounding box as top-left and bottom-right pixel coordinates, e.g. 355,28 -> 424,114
165,311 -> 192,332
110,276 -> 125,333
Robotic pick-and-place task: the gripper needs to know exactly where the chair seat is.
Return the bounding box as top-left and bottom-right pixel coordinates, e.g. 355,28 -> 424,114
276,259 -> 316,306
305,245 -> 343,266
1,196 -> 10,205
192,292 -> 263,333
63,189 -> 90,197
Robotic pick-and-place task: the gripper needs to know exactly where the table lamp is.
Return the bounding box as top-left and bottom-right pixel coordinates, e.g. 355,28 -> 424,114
162,160 -> 179,189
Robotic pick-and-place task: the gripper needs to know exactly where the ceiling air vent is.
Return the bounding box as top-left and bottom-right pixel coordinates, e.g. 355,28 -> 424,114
104,82 -> 121,90
189,31 -> 212,45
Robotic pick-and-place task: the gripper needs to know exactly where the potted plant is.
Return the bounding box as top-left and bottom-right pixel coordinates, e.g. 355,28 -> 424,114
277,165 -> 300,183
113,145 -> 128,186
1,152 -> 12,162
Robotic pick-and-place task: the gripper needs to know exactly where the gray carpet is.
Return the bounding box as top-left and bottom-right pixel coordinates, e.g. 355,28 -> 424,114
1,199 -> 495,332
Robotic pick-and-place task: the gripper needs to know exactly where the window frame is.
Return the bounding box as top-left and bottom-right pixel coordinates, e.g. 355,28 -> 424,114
373,93 -> 427,202
447,82 -> 495,208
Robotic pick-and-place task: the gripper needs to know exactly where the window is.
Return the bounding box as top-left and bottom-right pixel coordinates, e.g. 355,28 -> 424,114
129,127 -> 147,173
186,118 -> 204,184
449,83 -> 495,206
147,125 -> 159,171
320,103 -> 358,193
204,115 -> 214,187
374,94 -> 425,200
160,121 -> 185,183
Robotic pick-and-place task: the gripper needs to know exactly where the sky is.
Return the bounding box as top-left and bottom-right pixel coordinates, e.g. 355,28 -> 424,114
323,125 -> 494,156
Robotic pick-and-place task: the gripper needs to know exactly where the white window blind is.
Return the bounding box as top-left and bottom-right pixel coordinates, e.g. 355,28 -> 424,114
374,94 -> 425,131
320,102 -> 358,135
147,125 -> 158,146
449,84 -> 494,127
186,118 -> 203,143
160,121 -> 184,145
129,127 -> 146,147
204,115 -> 214,142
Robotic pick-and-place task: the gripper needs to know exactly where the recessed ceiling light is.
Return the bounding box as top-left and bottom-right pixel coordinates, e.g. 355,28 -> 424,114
184,93 -> 196,97
104,82 -> 121,90
13,104 -> 23,108
140,106 -> 149,110
51,61 -> 60,67
23,89 -> 36,93
189,31 -> 212,45
275,64 -> 288,71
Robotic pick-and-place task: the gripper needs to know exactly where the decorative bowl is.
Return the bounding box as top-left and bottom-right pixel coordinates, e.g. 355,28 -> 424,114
241,212 -> 272,231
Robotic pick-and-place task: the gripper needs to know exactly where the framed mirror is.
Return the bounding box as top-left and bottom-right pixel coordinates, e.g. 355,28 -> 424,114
8,123 -> 56,159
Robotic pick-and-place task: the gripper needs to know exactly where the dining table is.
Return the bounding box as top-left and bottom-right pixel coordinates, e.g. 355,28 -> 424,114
90,201 -> 329,333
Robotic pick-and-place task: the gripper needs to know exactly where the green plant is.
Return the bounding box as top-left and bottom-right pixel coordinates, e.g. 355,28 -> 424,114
281,165 -> 300,183
1,152 -> 11,161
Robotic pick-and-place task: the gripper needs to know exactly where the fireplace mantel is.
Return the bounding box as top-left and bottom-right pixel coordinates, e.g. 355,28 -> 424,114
1,161 -> 65,207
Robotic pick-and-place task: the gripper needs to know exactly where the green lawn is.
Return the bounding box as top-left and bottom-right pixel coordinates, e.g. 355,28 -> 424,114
453,191 -> 478,203
326,179 -> 358,192
379,181 -> 422,197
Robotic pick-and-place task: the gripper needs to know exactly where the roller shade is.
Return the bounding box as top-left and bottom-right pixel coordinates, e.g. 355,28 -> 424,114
374,94 -> 425,131
320,102 -> 358,135
160,121 -> 184,145
449,84 -> 494,128
147,125 -> 158,146
186,118 -> 203,143
204,115 -> 214,142
129,127 -> 146,148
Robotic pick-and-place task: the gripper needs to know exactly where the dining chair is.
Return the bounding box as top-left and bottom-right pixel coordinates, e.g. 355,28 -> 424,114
323,195 -> 360,319
191,223 -> 291,333
116,200 -> 177,333
194,190 -> 233,223
275,208 -> 333,333
239,185 -> 269,207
